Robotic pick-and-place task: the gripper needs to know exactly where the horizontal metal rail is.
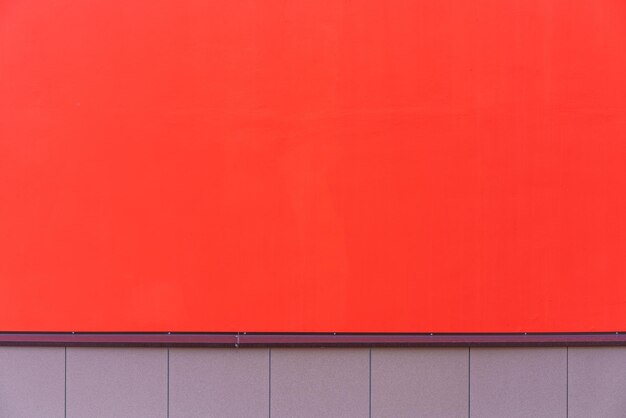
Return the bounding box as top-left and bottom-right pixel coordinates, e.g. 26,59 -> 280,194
2,333 -> 626,347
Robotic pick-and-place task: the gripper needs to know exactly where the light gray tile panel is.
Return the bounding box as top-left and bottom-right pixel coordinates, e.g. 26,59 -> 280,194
66,347 -> 167,418
569,347 -> 626,418
270,348 -> 369,418
371,348 -> 468,418
470,348 -> 566,418
0,347 -> 65,418
169,348 -> 269,418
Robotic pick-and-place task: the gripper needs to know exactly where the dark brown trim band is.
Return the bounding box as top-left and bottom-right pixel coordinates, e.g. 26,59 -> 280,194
2,333 -> 626,347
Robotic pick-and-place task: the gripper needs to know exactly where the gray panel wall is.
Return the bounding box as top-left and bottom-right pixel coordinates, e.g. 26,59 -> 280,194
2,346 -> 626,417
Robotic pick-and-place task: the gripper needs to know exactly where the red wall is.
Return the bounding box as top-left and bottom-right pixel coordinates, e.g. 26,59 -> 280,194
2,0 -> 626,332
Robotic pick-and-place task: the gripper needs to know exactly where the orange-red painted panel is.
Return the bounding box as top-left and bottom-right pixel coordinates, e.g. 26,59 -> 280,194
1,0 -> 626,332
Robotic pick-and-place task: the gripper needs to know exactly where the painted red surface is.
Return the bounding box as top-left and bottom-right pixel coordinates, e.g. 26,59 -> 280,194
1,0 -> 626,332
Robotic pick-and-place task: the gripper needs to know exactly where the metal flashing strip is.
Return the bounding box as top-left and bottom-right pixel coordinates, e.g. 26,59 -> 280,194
1,333 -> 626,347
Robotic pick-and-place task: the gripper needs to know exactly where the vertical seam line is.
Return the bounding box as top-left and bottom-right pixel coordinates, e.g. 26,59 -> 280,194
167,348 -> 170,418
369,348 -> 372,418
468,347 -> 471,418
269,348 -> 272,418
566,346 -> 569,418
64,347 -> 67,418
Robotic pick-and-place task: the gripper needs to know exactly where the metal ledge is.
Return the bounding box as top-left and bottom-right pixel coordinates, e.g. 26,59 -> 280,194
2,333 -> 626,347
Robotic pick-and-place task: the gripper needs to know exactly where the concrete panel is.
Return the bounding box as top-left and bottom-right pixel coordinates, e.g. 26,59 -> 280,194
0,347 -> 65,418
371,348 -> 468,418
271,348 -> 369,418
470,348 -> 566,418
66,348 -> 167,418
169,348 -> 269,418
569,347 -> 626,418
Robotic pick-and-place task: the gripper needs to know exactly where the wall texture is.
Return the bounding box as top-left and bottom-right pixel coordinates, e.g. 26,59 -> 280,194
0,346 -> 625,417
